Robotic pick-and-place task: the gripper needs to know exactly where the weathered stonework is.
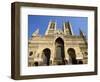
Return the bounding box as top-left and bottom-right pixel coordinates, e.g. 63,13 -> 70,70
28,21 -> 88,66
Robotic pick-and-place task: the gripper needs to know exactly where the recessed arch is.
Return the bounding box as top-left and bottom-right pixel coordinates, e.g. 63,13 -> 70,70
55,37 -> 65,65
42,48 -> 51,66
34,62 -> 38,66
67,48 -> 77,64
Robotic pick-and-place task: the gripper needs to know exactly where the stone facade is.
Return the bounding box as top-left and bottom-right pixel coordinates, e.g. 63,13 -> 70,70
28,21 -> 88,66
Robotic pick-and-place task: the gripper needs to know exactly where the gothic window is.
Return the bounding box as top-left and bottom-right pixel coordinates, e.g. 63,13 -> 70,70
64,22 -> 72,35
50,23 -> 55,29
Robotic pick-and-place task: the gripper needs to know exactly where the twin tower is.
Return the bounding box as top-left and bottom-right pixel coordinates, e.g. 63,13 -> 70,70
45,21 -> 73,36
32,20 -> 85,38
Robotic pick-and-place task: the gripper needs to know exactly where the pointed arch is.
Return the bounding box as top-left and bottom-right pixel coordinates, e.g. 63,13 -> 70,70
67,48 -> 77,64
55,37 -> 65,65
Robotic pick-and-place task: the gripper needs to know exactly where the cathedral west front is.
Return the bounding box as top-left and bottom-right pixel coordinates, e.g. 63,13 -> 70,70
28,21 -> 88,66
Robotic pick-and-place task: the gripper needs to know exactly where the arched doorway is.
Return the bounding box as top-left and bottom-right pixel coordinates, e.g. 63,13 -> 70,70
55,37 -> 65,65
67,48 -> 77,64
43,48 -> 51,66
34,62 -> 38,66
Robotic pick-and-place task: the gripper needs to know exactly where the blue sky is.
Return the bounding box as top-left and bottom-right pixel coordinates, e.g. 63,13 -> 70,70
28,15 -> 88,38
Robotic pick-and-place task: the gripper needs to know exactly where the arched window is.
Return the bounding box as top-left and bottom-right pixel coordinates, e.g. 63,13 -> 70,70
29,51 -> 33,56
50,22 -> 55,29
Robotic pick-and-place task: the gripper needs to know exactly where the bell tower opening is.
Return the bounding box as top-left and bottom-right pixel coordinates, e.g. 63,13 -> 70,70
45,21 -> 56,35
63,22 -> 73,35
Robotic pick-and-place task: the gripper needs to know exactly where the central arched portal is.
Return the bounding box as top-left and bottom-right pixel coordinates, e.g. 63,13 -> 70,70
55,37 -> 65,65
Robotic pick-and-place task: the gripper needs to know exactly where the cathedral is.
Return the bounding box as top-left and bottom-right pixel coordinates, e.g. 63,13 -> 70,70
28,21 -> 88,66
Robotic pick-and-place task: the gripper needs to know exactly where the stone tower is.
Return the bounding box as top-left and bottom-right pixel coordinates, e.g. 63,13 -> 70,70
45,21 -> 56,35
63,22 -> 73,35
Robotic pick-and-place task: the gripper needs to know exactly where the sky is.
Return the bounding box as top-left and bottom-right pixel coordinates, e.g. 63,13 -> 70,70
28,15 -> 88,38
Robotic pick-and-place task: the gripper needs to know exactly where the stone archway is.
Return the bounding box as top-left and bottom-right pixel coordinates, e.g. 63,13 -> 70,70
34,62 -> 38,66
55,37 -> 65,65
43,48 -> 51,66
67,48 -> 77,64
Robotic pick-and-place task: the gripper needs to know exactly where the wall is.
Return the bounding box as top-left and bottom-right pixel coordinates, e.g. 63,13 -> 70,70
0,0 -> 100,82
